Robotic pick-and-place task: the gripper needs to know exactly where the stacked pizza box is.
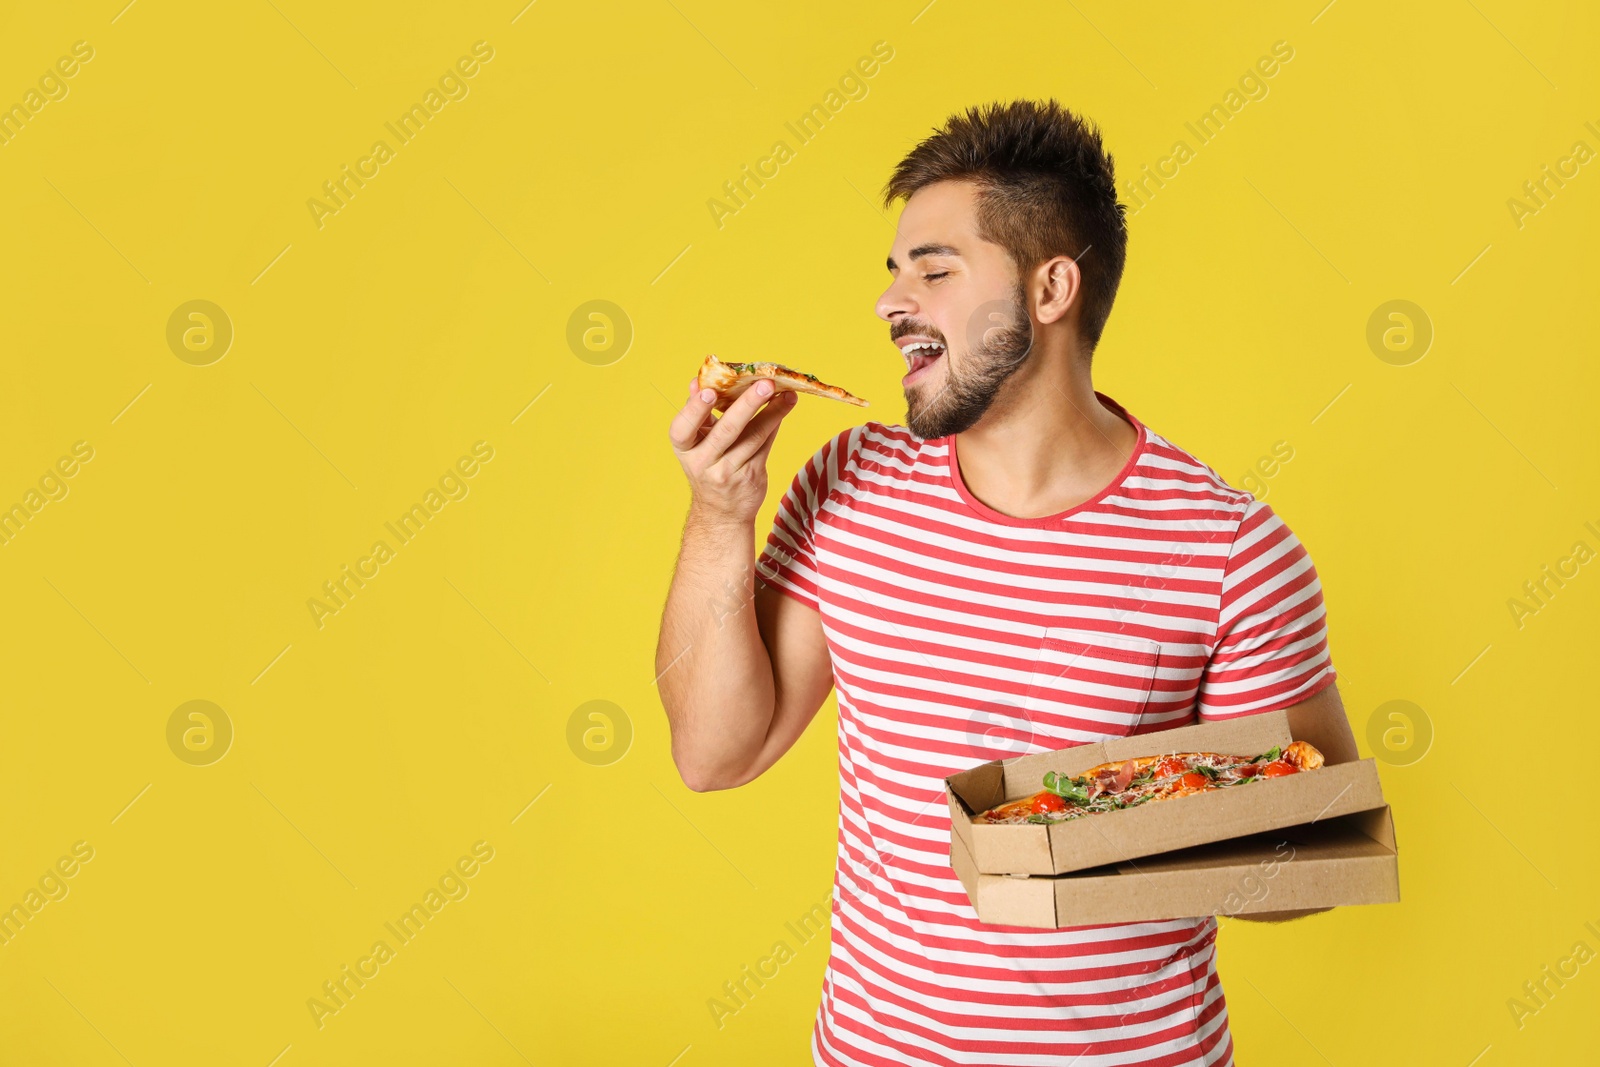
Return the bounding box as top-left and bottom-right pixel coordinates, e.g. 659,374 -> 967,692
944,701 -> 1399,927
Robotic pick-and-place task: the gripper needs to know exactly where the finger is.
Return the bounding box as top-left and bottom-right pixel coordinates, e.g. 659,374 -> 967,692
721,390 -> 796,468
744,402 -> 790,473
749,417 -> 785,467
688,379 -> 720,437
668,385 -> 720,452
700,380 -> 778,456
690,393 -> 717,437
690,378 -> 733,431
726,396 -> 791,469
690,376 -> 737,414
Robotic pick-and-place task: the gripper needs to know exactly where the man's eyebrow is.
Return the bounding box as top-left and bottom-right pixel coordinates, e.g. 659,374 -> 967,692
886,243 -> 962,271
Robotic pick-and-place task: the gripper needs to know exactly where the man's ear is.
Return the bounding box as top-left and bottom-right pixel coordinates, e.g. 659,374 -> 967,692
1033,255 -> 1081,327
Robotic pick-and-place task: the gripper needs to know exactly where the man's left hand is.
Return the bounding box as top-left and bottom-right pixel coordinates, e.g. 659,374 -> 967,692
1232,907 -> 1332,923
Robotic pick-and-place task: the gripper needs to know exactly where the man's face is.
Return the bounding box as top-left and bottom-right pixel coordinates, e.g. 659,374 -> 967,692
876,180 -> 1034,439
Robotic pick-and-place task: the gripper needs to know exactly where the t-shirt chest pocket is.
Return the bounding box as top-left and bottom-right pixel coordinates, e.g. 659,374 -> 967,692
1022,627 -> 1162,740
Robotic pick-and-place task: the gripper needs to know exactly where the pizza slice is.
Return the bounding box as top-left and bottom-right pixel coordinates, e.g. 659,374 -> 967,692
976,740 -> 1325,825
697,354 -> 869,408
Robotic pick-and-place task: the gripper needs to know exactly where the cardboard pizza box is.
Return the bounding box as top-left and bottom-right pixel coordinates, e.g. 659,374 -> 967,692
945,697 -> 1386,877
949,806 -> 1400,928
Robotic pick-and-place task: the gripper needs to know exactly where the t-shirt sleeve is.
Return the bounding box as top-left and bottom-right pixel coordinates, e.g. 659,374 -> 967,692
1197,498 -> 1337,721
755,427 -> 855,614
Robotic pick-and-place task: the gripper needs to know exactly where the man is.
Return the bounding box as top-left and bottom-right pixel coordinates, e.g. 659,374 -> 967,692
659,99 -> 1339,1066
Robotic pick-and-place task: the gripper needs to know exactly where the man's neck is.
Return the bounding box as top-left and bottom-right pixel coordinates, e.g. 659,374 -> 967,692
952,342 -> 1139,520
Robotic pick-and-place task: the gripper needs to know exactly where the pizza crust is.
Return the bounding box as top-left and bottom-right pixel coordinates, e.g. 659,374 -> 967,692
697,354 -> 869,408
1283,740 -> 1324,771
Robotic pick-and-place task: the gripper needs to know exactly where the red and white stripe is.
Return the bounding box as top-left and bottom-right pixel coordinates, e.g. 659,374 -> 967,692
756,397 -> 1335,1067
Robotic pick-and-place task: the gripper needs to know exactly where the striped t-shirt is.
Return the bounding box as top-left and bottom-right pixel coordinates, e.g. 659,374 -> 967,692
755,395 -> 1336,1067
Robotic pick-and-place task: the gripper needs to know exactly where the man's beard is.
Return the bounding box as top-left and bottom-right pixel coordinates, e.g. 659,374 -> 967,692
905,283 -> 1034,440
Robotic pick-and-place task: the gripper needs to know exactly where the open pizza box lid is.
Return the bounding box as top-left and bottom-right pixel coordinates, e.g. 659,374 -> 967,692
945,698 -> 1387,877
950,805 -> 1401,928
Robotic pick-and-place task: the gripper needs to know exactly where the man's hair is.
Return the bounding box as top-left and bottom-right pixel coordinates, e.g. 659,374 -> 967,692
882,99 -> 1128,351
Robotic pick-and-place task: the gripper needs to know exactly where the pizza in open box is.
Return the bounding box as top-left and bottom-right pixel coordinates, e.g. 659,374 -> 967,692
976,741 -> 1325,825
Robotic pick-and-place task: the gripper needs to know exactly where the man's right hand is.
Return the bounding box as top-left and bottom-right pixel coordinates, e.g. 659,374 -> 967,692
668,377 -> 798,526
657,373 -> 831,793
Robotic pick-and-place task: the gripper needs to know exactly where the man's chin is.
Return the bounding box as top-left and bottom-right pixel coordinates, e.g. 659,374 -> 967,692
904,405 -> 948,440
903,394 -> 933,438
904,370 -> 970,438
907,392 -> 993,440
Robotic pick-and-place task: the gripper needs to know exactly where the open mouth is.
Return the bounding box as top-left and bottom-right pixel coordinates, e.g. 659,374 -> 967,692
902,340 -> 946,383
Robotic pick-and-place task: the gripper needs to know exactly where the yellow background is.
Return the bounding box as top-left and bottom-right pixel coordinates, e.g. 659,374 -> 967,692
0,0 -> 1595,1063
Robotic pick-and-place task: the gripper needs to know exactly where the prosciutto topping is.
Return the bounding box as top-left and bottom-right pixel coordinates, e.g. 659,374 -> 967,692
1097,761 -> 1136,796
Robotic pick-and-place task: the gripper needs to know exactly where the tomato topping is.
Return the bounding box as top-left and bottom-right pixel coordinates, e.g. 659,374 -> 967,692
1179,772 -> 1208,790
1153,758 -> 1188,779
1260,761 -> 1297,778
1031,793 -> 1068,813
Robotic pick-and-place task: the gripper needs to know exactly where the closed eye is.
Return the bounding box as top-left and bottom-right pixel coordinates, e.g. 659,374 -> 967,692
924,272 -> 950,282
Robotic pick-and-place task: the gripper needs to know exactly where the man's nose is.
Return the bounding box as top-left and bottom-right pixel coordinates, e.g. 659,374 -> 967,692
876,277 -> 915,323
